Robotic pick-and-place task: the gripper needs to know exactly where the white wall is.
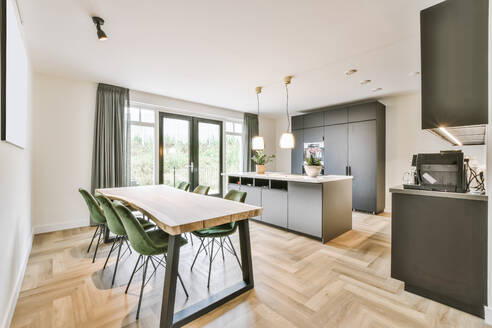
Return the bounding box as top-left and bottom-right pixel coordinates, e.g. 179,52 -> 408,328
381,92 -> 486,211
486,0 -> 492,322
0,70 -> 33,328
32,73 -> 97,233
0,2 -> 33,325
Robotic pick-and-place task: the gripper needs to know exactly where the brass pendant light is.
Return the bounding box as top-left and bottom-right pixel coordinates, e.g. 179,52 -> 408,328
251,86 -> 265,150
279,76 -> 295,149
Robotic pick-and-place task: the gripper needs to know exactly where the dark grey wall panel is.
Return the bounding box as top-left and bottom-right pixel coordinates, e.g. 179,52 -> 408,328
288,182 -> 322,237
291,129 -> 304,174
348,102 -> 377,122
324,107 -> 348,125
392,192 -> 487,317
349,120 -> 377,213
262,189 -> 288,228
323,124 -> 348,175
303,112 -> 324,129
421,0 -> 488,129
292,115 -> 304,130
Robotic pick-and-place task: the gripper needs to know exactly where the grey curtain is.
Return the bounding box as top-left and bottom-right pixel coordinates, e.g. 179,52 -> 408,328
91,83 -> 129,194
242,113 -> 258,172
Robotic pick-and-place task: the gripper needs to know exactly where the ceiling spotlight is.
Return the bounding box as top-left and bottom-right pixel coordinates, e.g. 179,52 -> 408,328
408,71 -> 420,77
92,16 -> 108,41
372,87 -> 383,92
345,69 -> 357,76
360,79 -> 371,85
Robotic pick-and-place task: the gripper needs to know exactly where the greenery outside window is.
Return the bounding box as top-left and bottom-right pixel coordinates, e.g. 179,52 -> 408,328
225,121 -> 242,174
129,106 -> 155,186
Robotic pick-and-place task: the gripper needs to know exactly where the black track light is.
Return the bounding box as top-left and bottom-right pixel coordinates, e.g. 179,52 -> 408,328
92,16 -> 108,41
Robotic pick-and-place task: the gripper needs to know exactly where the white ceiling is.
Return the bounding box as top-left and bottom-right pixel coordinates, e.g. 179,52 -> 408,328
18,0 -> 443,115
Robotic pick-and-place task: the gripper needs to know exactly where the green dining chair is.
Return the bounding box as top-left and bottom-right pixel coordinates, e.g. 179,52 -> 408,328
79,188 -> 107,263
176,181 -> 190,191
191,190 -> 247,288
114,203 -> 189,320
96,195 -> 156,287
192,185 -> 210,195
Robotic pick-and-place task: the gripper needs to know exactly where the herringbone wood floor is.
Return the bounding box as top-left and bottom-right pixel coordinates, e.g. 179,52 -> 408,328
11,212 -> 488,328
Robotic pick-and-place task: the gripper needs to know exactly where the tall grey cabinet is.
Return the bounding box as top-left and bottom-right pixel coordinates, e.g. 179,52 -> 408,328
291,101 -> 385,214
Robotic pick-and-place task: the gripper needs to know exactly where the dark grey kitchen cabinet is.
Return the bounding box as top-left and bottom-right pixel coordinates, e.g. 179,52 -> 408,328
323,124 -> 348,176
303,112 -> 324,129
324,107 -> 348,125
261,189 -> 288,228
288,182 -> 322,238
241,185 -> 262,220
291,100 -> 386,213
303,127 -> 324,144
291,129 -> 304,174
421,0 -> 488,129
349,120 -> 378,212
292,115 -> 303,130
348,102 -> 377,122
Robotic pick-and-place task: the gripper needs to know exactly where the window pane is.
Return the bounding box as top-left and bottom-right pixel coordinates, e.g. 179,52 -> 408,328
129,107 -> 140,121
198,122 -> 221,194
162,118 -> 190,187
234,123 -> 242,133
130,125 -> 155,186
225,122 -> 234,132
226,134 -> 242,174
141,109 -> 155,123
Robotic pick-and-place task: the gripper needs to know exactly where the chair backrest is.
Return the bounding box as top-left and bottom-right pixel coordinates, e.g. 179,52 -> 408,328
114,203 -> 161,256
193,185 -> 210,195
95,195 -> 127,236
224,189 -> 247,203
224,190 -> 247,230
176,181 -> 190,191
79,188 -> 106,225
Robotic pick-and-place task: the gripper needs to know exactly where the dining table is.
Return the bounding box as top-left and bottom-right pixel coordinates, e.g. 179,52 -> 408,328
96,184 -> 263,328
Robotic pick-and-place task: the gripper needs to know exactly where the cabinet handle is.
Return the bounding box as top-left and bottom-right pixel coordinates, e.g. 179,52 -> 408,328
349,166 -> 352,176
345,166 -> 348,175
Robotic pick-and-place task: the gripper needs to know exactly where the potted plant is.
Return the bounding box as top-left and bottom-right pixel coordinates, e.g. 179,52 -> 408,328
304,148 -> 323,177
252,150 -> 275,174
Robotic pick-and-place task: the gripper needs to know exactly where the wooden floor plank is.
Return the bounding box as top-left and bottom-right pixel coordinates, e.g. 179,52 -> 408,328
11,213 -> 489,328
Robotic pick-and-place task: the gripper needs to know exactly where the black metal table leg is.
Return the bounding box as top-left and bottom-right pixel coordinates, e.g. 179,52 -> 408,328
159,219 -> 254,328
160,234 -> 181,328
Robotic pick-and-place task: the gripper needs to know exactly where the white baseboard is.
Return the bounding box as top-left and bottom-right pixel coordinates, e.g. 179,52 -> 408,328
2,228 -> 33,328
485,306 -> 492,325
33,219 -> 89,235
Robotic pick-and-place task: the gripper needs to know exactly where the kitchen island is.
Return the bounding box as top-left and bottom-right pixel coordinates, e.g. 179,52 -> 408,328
225,172 -> 353,243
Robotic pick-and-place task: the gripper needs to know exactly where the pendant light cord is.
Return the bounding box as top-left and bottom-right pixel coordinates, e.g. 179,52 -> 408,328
285,83 -> 291,132
257,92 -> 260,133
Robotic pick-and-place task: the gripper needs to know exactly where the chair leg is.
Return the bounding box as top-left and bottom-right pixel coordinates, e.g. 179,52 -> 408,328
126,255 -> 142,294
190,237 -> 206,271
92,225 -> 103,263
177,272 -> 189,298
87,225 -> 99,253
207,238 -> 215,288
103,237 -> 118,270
227,236 -> 242,269
220,238 -> 225,260
111,237 -> 123,287
136,256 -> 150,320
189,232 -> 194,246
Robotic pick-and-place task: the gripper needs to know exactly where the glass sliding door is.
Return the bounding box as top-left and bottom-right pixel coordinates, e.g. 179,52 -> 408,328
159,113 -> 223,196
195,119 -> 222,195
159,114 -> 192,188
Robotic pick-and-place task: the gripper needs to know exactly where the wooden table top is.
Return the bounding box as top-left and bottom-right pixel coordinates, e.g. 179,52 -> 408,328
96,185 -> 263,235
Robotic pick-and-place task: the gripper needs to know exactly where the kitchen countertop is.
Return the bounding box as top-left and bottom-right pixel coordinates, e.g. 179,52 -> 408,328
223,172 -> 353,184
389,185 -> 488,201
